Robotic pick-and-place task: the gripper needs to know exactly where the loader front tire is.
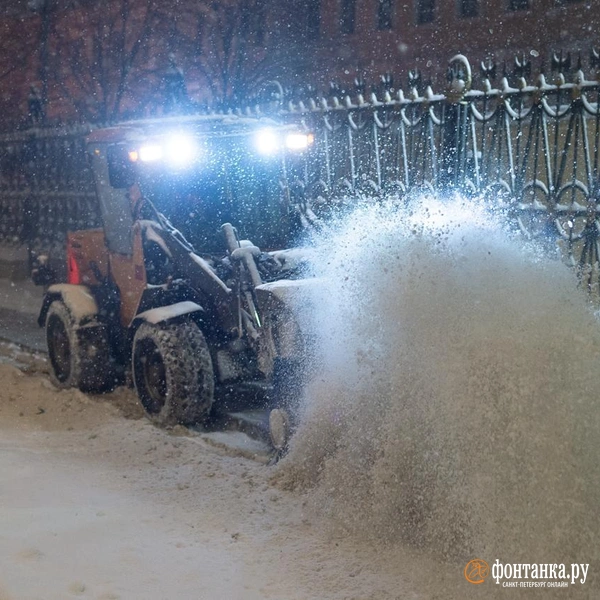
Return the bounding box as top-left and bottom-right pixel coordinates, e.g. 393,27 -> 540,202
46,300 -> 115,393
132,320 -> 214,426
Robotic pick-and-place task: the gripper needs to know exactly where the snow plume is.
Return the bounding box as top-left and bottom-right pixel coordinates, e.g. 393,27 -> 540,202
275,194 -> 600,566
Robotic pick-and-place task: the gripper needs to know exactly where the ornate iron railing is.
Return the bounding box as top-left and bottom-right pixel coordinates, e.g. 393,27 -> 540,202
0,124 -> 99,258
1,52 -> 600,295
274,54 -> 600,294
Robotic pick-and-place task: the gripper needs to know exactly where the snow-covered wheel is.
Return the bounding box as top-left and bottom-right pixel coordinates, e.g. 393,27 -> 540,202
132,320 -> 214,426
272,357 -> 304,408
269,408 -> 291,451
46,300 -> 115,393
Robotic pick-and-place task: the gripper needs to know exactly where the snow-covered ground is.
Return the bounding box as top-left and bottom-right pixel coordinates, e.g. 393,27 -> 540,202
2,345 -> 592,599
0,359 -> 465,600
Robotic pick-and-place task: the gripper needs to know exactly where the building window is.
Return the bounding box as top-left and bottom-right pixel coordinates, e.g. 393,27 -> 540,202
340,0 -> 356,33
307,0 -> 320,39
459,0 -> 479,17
417,0 -> 434,24
509,0 -> 529,9
378,0 -> 393,30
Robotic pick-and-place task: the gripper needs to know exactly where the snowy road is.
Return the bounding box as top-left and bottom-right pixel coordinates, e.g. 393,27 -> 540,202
0,432 -> 265,600
0,362 -> 457,600
0,344 -> 594,598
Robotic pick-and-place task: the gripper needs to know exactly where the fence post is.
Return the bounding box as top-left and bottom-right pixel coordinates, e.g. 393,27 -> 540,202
440,55 -> 472,192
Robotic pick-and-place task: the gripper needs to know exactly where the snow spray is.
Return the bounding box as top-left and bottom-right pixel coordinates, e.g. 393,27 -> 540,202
275,194 -> 600,569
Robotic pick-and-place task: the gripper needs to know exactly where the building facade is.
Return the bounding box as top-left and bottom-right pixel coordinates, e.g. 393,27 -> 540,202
0,0 -> 596,128
278,0 -> 598,89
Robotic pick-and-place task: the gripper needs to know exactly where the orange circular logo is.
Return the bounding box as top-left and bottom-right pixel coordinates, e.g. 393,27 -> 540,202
464,559 -> 490,584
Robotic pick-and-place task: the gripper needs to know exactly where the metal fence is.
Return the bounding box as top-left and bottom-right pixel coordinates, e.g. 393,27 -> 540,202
1,52 -> 600,293
276,54 -> 600,294
0,124 -> 99,260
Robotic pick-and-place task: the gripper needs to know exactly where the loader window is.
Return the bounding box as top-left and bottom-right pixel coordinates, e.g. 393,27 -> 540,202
107,144 -> 136,189
137,168 -> 229,253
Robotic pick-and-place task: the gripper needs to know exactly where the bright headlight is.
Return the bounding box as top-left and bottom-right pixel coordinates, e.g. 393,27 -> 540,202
255,129 -> 279,155
139,144 -> 163,162
137,134 -> 199,167
165,134 -> 198,167
285,132 -> 314,151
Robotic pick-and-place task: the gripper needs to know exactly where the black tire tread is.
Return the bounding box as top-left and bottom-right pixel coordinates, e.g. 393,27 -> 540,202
132,320 -> 214,426
46,300 -> 115,393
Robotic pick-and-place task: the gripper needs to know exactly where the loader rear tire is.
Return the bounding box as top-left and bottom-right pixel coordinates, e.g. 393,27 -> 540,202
132,320 -> 214,426
46,300 -> 116,393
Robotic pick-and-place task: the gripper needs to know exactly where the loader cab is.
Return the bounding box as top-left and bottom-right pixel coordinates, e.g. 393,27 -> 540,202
86,116 -> 314,256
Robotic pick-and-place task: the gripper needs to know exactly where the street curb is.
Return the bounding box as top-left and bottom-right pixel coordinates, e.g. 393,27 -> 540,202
0,245 -> 29,280
0,261 -> 29,280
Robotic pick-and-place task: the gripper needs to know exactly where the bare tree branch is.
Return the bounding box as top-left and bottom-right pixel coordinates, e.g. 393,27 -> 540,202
49,0 -> 162,122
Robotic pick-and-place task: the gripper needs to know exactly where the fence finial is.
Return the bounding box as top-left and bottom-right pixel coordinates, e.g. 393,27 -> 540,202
446,54 -> 472,102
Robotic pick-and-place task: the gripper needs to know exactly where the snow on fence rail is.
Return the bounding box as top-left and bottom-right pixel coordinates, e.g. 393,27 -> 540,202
0,53 -> 600,292
271,54 -> 600,295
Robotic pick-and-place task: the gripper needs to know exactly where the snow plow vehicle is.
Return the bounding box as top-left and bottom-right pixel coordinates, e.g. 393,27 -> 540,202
35,115 -> 316,449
